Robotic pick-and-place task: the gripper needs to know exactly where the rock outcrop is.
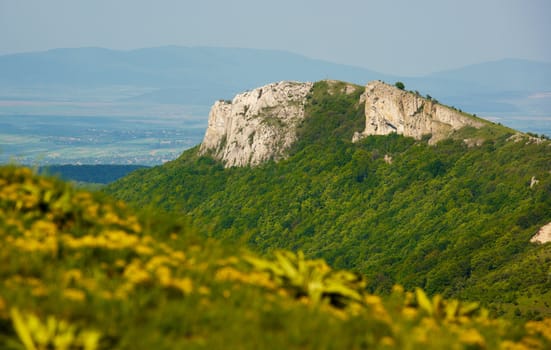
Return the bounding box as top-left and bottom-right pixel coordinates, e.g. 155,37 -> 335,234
353,81 -> 486,144
199,81 -> 313,167
531,222 -> 551,244
200,80 -> 493,168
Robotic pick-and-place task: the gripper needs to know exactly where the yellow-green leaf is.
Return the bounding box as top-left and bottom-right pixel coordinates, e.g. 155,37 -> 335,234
415,288 -> 433,315
10,308 -> 37,350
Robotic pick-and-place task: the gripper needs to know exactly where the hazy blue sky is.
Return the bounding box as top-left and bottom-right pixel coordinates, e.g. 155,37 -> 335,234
1,0 -> 549,76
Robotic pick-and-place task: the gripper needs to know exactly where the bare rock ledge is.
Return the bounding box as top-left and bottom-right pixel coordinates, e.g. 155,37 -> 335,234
199,81 -> 313,167
353,81 -> 486,144
531,222 -> 551,244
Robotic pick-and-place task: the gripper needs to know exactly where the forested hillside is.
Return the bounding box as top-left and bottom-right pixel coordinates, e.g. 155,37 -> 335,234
2,165 -> 551,349
106,81 -> 551,319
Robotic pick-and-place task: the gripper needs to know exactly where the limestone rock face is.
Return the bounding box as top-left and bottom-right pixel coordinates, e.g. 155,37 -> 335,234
199,81 -> 313,167
353,81 -> 486,144
531,222 -> 551,244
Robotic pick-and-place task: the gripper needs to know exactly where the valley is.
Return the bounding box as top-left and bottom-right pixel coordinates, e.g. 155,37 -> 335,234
0,109 -> 207,166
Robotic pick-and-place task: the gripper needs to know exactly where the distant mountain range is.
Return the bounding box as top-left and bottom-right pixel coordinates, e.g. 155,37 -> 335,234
0,46 -> 549,133
0,46 -> 389,105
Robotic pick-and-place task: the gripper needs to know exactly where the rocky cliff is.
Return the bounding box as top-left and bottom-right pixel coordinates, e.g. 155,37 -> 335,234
199,81 -> 313,167
353,81 -> 486,144
200,80 -> 489,167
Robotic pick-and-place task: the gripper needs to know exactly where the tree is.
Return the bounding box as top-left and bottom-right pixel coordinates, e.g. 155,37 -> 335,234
394,81 -> 405,90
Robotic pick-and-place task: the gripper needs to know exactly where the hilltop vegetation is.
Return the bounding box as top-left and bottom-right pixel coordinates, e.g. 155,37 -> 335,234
2,165 -> 551,349
106,81 -> 551,320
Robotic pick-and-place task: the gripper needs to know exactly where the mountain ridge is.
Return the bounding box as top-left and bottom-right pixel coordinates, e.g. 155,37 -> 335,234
199,80 -> 511,167
106,80 -> 551,320
426,58 -> 551,91
1,47 -> 549,124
